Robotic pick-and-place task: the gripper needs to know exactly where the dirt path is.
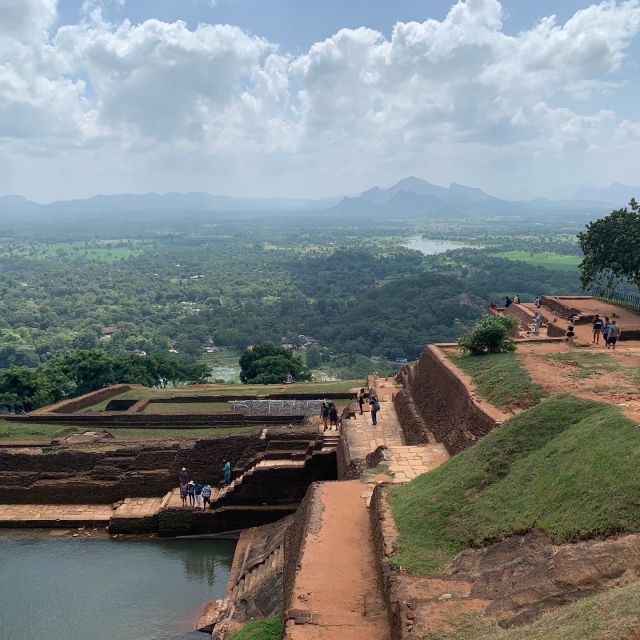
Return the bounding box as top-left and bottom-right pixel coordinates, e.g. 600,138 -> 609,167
284,481 -> 390,640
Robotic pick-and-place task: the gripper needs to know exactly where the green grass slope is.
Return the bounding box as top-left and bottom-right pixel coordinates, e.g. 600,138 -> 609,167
389,394 -> 640,574
451,352 -> 546,410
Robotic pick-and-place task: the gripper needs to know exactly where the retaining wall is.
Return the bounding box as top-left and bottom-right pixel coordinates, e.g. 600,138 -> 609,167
31,384 -> 132,415
0,429 -> 315,504
397,345 -> 501,455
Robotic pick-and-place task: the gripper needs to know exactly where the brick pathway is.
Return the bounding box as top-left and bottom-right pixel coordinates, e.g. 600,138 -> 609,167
112,497 -> 163,519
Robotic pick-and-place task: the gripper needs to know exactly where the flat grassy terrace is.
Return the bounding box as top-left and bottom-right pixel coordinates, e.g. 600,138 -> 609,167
451,351 -> 546,410
0,420 -> 256,441
423,578 -> 640,640
389,394 -> 640,575
116,380 -> 361,400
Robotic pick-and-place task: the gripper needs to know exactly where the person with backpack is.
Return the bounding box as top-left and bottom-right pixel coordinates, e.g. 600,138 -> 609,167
370,396 -> 381,426
607,320 -> 622,349
592,314 -> 604,344
202,483 -> 212,510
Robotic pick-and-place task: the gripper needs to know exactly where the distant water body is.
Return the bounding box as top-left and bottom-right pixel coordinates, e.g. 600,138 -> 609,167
404,237 -> 475,255
0,536 -> 235,640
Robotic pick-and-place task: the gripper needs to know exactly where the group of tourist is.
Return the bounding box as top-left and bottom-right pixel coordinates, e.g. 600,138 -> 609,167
320,400 -> 340,431
592,315 -> 622,349
356,387 -> 381,426
565,314 -> 622,348
178,460 -> 232,510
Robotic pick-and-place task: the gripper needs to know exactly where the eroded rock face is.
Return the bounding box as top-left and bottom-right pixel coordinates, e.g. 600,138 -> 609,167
445,531 -> 640,626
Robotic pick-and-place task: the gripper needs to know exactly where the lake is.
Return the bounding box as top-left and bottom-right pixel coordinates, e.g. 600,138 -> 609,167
404,237 -> 475,255
0,535 -> 235,640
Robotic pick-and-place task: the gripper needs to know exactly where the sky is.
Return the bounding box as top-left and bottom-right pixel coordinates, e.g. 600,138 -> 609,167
1,0 -> 640,202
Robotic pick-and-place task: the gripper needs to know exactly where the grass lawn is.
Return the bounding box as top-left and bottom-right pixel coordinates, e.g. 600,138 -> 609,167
423,578 -> 640,640
228,616 -> 283,640
451,352 -> 546,410
489,250 -> 581,271
142,401 -> 232,414
389,394 -> 640,575
118,380 -> 361,399
106,426 -> 257,439
0,420 -> 77,440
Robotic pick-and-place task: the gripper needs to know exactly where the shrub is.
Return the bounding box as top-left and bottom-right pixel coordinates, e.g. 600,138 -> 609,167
458,314 -> 518,355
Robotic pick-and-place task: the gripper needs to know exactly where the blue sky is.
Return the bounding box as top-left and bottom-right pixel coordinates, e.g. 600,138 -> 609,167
1,0 -> 640,201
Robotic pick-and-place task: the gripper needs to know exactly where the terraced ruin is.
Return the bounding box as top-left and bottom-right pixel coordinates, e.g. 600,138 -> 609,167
3,296 -> 640,640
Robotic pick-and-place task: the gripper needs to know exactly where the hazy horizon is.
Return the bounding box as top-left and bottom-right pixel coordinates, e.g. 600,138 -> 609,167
1,0 -> 640,202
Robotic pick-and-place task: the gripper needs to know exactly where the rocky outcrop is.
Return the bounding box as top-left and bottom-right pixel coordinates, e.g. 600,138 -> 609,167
446,531 -> 640,627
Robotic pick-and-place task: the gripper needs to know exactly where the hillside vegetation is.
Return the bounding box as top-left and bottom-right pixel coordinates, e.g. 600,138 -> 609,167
389,394 -> 640,574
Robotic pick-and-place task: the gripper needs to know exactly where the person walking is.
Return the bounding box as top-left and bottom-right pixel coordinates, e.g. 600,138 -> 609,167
328,402 -> 338,431
179,467 -> 188,485
223,460 -> 232,485
187,480 -> 196,508
320,401 -> 330,431
357,388 -> 366,415
370,396 -> 380,426
602,316 -> 611,346
202,483 -> 212,510
607,320 -> 622,349
194,481 -> 203,510
592,314 -> 604,344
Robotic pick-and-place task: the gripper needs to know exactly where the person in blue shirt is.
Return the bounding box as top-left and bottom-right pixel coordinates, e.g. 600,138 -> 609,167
223,460 -> 231,485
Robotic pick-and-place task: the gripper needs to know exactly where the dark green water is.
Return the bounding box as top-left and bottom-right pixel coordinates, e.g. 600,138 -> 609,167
0,536 -> 235,640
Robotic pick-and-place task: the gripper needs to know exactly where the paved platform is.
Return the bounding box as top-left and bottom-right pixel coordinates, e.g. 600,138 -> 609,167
0,504 -> 114,527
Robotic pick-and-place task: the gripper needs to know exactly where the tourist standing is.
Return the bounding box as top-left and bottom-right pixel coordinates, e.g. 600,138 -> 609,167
535,296 -> 542,308
565,323 -> 575,345
202,483 -> 212,510
533,312 -> 542,335
194,481 -> 203,510
223,460 -> 232,485
370,396 -> 380,426
357,388 -> 366,415
320,401 -> 330,431
179,467 -> 188,485
329,403 -> 339,431
187,480 -> 196,507
607,320 -> 622,349
180,480 -> 188,507
592,314 -> 604,344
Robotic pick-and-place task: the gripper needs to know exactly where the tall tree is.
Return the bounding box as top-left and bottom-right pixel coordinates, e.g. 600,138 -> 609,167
578,198 -> 640,292
239,343 -> 312,384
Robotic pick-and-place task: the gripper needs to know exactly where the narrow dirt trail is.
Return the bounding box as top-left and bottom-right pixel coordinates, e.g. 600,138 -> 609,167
284,481 -> 389,640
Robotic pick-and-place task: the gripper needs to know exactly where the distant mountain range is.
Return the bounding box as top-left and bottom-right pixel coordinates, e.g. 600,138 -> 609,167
1,178 -> 637,222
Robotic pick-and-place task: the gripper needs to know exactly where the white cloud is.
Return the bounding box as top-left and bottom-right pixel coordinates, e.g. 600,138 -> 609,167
1,0 -> 640,200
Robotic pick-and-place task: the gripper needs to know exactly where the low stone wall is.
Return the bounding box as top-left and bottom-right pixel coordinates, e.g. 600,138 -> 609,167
228,399 -> 325,416
6,412 -> 305,426
392,387 -> 429,445
283,482 -> 319,612
369,483 -> 410,640
400,345 -> 501,455
505,303 -> 535,330
336,427 -> 365,480
541,296 -> 584,320
31,384 -> 132,415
